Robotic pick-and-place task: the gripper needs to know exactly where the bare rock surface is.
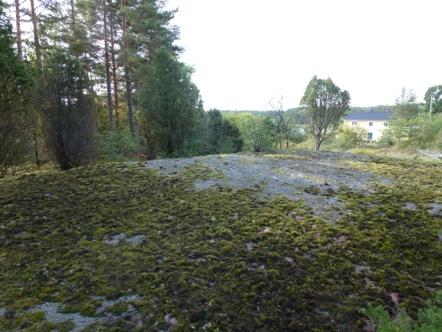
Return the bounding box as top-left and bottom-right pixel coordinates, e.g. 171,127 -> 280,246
29,294 -> 143,331
428,202 -> 442,217
147,151 -> 390,223
103,233 -> 145,245
32,302 -> 99,332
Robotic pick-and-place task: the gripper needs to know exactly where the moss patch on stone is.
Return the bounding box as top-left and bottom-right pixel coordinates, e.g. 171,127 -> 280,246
0,157 -> 441,330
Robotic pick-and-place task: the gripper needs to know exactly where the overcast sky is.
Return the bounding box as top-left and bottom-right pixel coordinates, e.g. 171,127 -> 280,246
166,0 -> 442,110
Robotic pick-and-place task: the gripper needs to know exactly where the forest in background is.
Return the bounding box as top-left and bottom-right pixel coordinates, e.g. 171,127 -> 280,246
1,0 -> 441,178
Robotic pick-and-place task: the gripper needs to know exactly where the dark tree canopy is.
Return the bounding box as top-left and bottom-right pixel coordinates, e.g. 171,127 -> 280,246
207,109 -> 243,153
138,47 -> 202,158
43,51 -> 96,170
0,1 -> 32,175
300,76 -> 350,150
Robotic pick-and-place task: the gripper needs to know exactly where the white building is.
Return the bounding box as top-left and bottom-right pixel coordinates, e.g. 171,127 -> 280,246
343,111 -> 392,141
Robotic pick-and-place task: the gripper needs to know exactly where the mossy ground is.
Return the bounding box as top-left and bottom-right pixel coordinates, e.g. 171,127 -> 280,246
0,154 -> 441,331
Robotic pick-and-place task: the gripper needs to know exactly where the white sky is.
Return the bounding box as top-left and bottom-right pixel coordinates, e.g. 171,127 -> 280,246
167,0 -> 442,110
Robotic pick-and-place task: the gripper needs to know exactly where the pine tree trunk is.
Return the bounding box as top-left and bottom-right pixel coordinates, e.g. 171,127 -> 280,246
109,3 -> 119,129
14,0 -> 22,61
121,0 -> 135,139
103,0 -> 114,129
29,0 -> 41,70
29,0 -> 42,167
70,0 -> 76,32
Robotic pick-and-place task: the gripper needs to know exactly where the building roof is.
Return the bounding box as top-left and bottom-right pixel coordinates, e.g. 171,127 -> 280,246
344,110 -> 392,121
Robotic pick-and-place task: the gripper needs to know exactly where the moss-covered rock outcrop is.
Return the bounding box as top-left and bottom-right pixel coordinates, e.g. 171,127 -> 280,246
0,153 -> 441,331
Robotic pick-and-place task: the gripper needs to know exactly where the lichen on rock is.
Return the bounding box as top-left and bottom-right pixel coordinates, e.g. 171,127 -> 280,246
0,152 -> 441,331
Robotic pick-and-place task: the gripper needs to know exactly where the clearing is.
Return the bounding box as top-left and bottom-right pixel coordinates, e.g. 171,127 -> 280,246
0,151 -> 441,331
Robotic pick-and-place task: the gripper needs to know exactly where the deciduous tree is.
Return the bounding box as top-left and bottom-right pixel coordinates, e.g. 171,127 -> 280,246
300,76 -> 350,151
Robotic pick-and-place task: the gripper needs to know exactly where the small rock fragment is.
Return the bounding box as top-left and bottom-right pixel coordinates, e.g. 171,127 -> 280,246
428,203 -> 442,216
246,242 -> 255,252
284,257 -> 294,264
164,313 -> 177,326
261,226 -> 271,234
404,202 -> 417,211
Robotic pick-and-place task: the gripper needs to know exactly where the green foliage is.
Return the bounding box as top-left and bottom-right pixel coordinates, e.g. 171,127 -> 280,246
286,107 -> 310,125
361,290 -> 442,331
224,113 -> 276,152
207,109 -> 243,153
333,127 -> 367,149
300,76 -> 351,150
424,85 -> 442,115
98,129 -> 140,161
393,88 -> 420,120
165,110 -> 244,157
387,114 -> 442,149
42,50 -> 96,170
138,47 -> 202,158
0,2 -> 33,176
242,115 -> 276,152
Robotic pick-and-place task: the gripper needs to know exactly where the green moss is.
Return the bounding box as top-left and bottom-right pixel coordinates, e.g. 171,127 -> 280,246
0,157 -> 441,330
106,302 -> 129,315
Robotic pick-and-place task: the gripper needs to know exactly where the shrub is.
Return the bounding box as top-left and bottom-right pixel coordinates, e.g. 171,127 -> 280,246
98,129 -> 140,161
333,127 -> 367,149
361,290 -> 442,331
388,114 -> 442,149
43,51 -> 96,170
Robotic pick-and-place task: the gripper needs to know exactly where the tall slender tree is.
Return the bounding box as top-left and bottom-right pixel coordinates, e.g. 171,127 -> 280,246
29,0 -> 42,69
14,0 -> 22,60
102,0 -> 114,128
109,1 -> 119,128
120,0 -> 135,138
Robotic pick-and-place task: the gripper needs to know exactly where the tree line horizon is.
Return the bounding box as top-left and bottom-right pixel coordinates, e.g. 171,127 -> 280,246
1,0 -> 441,175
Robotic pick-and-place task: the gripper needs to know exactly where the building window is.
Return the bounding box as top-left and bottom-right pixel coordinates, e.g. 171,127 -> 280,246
367,132 -> 373,140
352,121 -> 357,126
369,122 -> 373,126
384,122 -> 388,126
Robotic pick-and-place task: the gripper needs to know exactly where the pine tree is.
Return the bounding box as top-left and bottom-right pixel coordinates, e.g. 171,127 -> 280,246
0,0 -> 32,175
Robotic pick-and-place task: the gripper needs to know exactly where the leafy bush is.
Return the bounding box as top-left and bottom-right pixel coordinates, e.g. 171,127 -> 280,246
388,114 -> 442,149
361,290 -> 442,331
333,127 -> 367,149
98,129 -> 140,161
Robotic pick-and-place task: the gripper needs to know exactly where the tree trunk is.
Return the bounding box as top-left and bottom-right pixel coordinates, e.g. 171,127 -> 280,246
29,0 -> 41,70
315,138 -> 321,151
14,0 -> 22,61
109,3 -> 119,129
70,0 -> 76,32
103,0 -> 114,129
29,0 -> 42,167
121,0 -> 135,139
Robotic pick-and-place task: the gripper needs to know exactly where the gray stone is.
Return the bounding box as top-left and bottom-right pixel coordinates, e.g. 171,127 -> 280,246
103,233 -> 145,246
284,257 -> 294,264
245,242 -> 255,252
164,313 -> 178,326
146,152 -> 390,224
428,203 -> 442,216
261,226 -> 271,234
94,294 -> 142,315
404,202 -> 417,211
32,302 -> 99,332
